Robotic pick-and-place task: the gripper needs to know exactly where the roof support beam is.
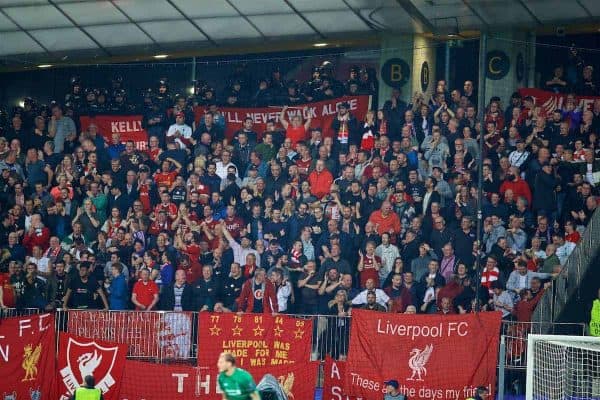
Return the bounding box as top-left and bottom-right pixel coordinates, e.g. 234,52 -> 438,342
341,0 -> 379,32
0,8 -> 51,55
515,0 -> 542,26
283,0 -> 326,39
461,0 -> 490,30
47,0 -> 111,56
165,0 -> 217,47
575,0 -> 593,18
109,0 -> 160,48
394,0 -> 436,33
224,0 -> 266,39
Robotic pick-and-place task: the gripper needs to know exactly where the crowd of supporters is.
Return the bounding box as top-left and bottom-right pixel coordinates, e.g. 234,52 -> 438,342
0,58 -> 598,332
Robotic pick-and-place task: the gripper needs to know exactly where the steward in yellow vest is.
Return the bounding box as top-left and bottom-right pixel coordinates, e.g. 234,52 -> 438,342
590,293 -> 600,337
71,375 -> 103,400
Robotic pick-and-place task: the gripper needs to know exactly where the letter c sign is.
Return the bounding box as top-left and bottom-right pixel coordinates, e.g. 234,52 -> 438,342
486,50 -> 510,80
381,58 -> 410,88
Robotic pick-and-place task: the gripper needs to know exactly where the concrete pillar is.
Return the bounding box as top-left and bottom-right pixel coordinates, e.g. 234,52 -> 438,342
483,31 -> 535,107
378,33 -> 438,108
378,34 -> 414,107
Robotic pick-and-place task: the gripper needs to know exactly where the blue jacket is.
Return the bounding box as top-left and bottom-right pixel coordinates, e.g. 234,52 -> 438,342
109,274 -> 129,310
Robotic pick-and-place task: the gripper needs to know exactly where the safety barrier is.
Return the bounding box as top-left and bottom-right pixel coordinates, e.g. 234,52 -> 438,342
500,320 -> 586,370
0,308 -> 586,367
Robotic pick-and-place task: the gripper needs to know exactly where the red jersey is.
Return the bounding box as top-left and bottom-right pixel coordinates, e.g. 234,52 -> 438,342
154,202 -> 178,218
296,157 -> 312,177
138,183 -> 152,214
0,273 -> 15,308
155,171 -> 178,188
286,125 -> 307,147
224,216 -> 244,238
188,182 -> 210,203
359,255 -> 381,288
132,279 -> 159,310
182,243 -> 201,263
148,219 -> 172,236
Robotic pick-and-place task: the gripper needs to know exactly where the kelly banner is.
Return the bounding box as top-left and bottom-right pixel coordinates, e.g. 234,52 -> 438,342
345,310 -> 502,400
195,95 -> 372,140
80,114 -> 148,149
197,312 -> 315,400
518,88 -> 599,116
0,314 -> 56,400
323,356 -> 361,400
57,332 -> 127,400
66,310 -> 193,359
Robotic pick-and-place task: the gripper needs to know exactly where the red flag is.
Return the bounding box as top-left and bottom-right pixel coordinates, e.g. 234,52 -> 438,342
0,314 -> 56,400
194,95 -> 371,140
322,356 -> 362,400
196,312 -> 315,400
120,360 -> 199,400
344,309 -> 502,400
57,332 -> 127,400
518,88 -> 599,117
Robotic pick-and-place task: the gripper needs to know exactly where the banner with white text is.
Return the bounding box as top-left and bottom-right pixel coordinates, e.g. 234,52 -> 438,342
0,314 -> 57,400
66,310 -> 193,359
57,332 -> 128,400
518,88 -> 599,117
195,95 -> 372,140
345,310 -> 502,400
80,114 -> 148,150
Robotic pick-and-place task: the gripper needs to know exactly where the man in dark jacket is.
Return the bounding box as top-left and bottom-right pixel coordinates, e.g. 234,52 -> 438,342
192,265 -> 219,311
160,269 -> 195,311
533,162 -> 559,222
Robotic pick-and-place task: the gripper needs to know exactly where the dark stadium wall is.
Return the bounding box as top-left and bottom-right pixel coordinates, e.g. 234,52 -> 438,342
0,47 -> 377,111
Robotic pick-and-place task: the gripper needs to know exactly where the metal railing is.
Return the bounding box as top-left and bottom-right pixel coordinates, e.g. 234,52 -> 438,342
0,308 -> 587,369
500,320 -> 586,370
533,207 -> 600,325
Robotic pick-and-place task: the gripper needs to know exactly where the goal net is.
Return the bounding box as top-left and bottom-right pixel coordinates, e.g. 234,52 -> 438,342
526,334 -> 600,400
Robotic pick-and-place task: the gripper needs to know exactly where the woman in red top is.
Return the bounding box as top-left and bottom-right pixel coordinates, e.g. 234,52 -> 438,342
279,105 -> 312,147
360,110 -> 376,151
358,242 -> 381,288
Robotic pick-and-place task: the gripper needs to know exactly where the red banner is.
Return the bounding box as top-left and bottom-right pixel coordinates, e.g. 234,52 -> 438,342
195,95 -> 372,140
322,356 -> 361,400
57,332 -> 127,400
0,314 -> 56,400
518,88 -> 599,116
196,312 -> 315,400
80,114 -> 148,150
66,310 -> 193,359
344,310 -> 502,400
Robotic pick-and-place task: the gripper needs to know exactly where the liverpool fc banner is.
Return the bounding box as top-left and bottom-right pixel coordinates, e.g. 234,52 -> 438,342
57,332 -> 127,400
0,314 -> 56,400
80,114 -> 148,149
197,312 -> 316,400
345,310 -> 502,400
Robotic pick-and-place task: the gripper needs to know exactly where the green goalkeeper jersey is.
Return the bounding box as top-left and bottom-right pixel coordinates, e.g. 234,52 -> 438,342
218,367 -> 260,400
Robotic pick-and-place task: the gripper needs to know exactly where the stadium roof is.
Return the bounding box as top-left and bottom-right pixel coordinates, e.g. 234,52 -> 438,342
0,0 -> 598,66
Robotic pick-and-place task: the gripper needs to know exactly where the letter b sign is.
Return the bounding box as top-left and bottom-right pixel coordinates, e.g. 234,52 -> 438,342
381,58 -> 410,88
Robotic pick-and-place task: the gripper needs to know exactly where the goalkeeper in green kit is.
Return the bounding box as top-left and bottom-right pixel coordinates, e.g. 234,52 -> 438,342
217,352 -> 261,400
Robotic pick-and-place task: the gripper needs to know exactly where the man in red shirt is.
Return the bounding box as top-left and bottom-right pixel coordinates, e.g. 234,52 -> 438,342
0,266 -> 16,308
499,166 -> 532,206
154,160 -> 178,188
368,201 -> 402,238
22,214 -> 51,255
279,105 -> 312,147
236,267 -> 277,314
132,268 -> 159,311
154,192 -> 178,221
307,160 -> 333,199
223,205 -> 244,239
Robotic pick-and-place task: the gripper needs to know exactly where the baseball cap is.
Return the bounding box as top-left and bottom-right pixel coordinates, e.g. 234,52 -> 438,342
384,379 -> 399,389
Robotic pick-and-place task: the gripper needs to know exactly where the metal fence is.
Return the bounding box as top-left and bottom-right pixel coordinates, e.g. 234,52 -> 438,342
0,307 -> 587,370
500,320 -> 586,370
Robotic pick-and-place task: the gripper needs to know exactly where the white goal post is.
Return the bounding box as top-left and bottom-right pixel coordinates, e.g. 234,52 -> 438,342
526,334 -> 600,400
